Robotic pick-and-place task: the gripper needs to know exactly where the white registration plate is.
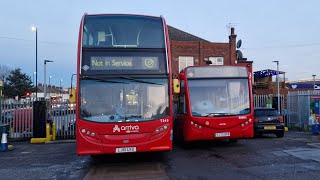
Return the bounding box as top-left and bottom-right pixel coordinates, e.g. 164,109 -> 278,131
115,147 -> 137,153
215,132 -> 230,137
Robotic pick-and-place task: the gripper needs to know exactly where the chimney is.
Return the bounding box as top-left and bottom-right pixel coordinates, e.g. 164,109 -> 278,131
229,27 -> 237,65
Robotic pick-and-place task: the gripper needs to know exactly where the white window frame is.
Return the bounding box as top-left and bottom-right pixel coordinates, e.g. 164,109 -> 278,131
209,57 -> 224,65
179,56 -> 194,72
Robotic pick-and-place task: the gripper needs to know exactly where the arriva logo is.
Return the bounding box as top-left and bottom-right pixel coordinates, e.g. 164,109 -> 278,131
113,125 -> 121,132
113,125 -> 140,133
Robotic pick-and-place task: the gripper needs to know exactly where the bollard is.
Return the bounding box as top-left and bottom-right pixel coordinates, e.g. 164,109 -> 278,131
1,127 -> 8,151
52,121 -> 56,141
46,123 -> 51,142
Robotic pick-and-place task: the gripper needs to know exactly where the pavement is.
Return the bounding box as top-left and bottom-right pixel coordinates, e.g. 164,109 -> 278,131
0,131 -> 320,180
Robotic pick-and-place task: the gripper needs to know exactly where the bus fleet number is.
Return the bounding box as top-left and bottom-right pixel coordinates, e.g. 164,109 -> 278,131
160,118 -> 169,123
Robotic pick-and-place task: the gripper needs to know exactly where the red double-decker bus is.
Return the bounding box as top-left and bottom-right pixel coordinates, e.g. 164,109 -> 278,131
174,66 -> 254,142
76,14 -> 173,155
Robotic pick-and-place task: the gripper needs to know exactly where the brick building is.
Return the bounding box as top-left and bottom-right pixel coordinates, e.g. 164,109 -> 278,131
168,26 -> 252,78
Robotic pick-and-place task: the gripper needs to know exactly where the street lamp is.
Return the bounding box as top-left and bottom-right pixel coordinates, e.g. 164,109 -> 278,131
33,72 -> 36,87
31,26 -> 38,100
70,73 -> 76,100
312,75 -> 316,90
60,79 -> 63,96
44,60 -> 54,99
70,74 -> 76,90
272,60 -> 280,113
49,75 -> 52,97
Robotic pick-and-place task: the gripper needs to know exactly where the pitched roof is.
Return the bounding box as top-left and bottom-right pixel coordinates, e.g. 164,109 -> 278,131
168,25 -> 210,42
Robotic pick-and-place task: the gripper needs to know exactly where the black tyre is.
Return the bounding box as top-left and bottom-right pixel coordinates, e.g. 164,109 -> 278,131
229,139 -> 238,143
254,132 -> 262,138
276,131 -> 284,138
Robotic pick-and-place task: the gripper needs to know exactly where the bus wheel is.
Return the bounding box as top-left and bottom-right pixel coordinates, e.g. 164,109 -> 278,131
90,155 -> 104,162
228,139 -> 238,143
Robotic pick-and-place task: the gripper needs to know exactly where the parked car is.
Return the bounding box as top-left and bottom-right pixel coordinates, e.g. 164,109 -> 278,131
51,103 -> 76,116
253,107 -> 284,138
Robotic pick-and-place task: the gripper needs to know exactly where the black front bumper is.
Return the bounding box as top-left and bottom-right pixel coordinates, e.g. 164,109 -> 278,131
254,123 -> 284,134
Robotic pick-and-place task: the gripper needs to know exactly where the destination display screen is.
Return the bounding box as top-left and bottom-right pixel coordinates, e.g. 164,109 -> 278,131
81,50 -> 167,74
186,66 -> 248,78
89,56 -> 159,70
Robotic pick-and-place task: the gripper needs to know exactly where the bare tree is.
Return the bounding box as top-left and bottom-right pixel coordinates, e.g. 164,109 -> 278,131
0,65 -> 11,82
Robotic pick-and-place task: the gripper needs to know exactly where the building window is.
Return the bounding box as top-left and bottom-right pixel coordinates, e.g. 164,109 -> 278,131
179,56 -> 194,72
209,57 -> 224,65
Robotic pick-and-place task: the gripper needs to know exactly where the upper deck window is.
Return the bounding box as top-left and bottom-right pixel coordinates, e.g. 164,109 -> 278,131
82,15 -> 165,48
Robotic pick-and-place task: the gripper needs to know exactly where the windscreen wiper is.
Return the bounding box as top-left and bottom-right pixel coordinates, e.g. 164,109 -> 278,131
205,113 -> 237,117
119,76 -> 162,85
125,115 -> 144,119
81,109 -> 91,117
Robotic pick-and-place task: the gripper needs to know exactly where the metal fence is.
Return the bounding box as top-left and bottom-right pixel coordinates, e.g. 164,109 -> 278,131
287,90 -> 320,130
0,99 -> 76,140
49,102 -> 76,139
253,94 -> 285,113
2,92 -> 318,140
0,100 -> 33,140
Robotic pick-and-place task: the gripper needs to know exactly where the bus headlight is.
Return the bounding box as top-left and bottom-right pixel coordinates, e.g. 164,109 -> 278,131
150,124 -> 169,140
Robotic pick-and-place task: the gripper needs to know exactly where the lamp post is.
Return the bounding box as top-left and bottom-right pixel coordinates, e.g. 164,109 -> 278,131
31,26 -> 38,100
44,60 -> 54,99
70,74 -> 76,90
272,60 -> 280,113
49,75 -> 52,97
33,72 -> 36,87
60,79 -> 63,96
312,75 -> 316,90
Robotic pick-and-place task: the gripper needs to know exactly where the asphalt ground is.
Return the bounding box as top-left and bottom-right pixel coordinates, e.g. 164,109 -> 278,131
1,131 -> 320,180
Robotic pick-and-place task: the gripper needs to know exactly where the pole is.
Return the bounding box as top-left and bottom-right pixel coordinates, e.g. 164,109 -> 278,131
60,79 -> 62,96
44,61 -> 47,99
313,75 -> 316,90
49,76 -> 51,98
272,60 -> 280,113
35,29 -> 38,100
277,61 -> 280,113
70,74 -> 76,90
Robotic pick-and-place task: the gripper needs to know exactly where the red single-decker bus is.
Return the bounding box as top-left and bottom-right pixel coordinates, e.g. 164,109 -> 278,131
175,66 -> 254,142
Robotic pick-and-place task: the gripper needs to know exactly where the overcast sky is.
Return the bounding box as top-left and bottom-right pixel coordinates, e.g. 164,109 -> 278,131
0,0 -> 319,87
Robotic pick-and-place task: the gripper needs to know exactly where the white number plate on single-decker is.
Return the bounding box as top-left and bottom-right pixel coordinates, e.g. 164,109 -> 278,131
215,132 -> 230,137
115,147 -> 137,153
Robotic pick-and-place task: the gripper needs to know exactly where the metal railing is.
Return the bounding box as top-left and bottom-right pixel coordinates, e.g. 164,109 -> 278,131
0,100 -> 33,140
287,90 -> 320,130
49,102 -> 76,139
2,92 -> 318,140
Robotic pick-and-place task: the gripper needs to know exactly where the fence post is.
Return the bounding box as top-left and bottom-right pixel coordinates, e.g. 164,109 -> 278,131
0,96 -> 2,123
